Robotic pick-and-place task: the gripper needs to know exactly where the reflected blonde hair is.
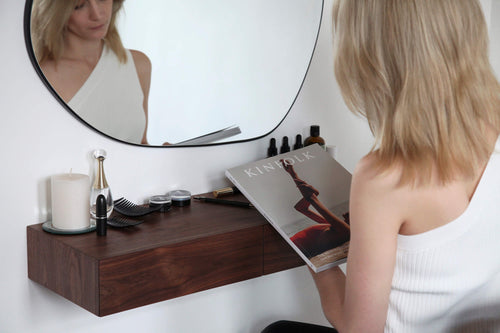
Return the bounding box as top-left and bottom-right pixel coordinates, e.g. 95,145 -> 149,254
332,0 -> 500,185
31,0 -> 127,64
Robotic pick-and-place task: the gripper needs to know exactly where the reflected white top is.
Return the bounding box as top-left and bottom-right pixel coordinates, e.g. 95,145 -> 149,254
385,136 -> 500,332
69,45 -> 145,144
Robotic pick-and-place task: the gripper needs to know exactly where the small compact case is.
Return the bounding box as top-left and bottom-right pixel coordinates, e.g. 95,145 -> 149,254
149,194 -> 172,212
169,190 -> 191,207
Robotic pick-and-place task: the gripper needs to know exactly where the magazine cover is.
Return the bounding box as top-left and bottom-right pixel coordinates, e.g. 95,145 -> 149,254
225,144 -> 351,272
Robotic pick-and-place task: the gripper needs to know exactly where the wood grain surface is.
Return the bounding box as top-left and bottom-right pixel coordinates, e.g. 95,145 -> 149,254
27,193 -> 303,316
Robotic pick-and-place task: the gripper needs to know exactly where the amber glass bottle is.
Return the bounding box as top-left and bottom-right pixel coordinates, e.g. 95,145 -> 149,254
304,125 -> 325,148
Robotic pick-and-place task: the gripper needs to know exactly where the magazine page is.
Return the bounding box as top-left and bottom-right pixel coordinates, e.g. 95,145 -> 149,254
225,144 -> 351,272
174,125 -> 241,145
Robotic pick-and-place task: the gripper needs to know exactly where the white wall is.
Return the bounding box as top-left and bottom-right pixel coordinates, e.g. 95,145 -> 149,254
2,0 -> 497,332
0,1 -> 372,332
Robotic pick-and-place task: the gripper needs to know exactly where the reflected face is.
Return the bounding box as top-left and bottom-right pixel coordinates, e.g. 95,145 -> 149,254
67,0 -> 113,41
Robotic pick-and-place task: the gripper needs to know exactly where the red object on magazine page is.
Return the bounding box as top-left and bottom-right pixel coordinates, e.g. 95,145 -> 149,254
226,144 -> 351,272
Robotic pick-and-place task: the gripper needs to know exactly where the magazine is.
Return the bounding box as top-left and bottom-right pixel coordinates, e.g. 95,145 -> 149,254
174,125 -> 241,145
225,144 -> 351,273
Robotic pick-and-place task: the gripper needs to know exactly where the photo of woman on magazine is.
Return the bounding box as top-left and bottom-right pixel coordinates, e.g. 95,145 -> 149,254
281,160 -> 350,267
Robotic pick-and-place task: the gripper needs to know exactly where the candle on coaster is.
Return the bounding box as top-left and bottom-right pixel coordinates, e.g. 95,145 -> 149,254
51,172 -> 90,230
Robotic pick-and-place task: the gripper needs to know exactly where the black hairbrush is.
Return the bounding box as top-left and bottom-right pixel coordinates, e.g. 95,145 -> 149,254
107,216 -> 144,228
113,197 -> 162,217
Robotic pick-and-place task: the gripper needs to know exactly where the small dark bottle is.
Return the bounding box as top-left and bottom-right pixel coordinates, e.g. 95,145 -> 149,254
96,194 -> 107,236
304,125 -> 325,148
293,134 -> 304,150
267,138 -> 278,157
280,136 -> 290,154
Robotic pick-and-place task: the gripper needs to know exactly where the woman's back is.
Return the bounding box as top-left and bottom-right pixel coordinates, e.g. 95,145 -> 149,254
279,1 -> 500,331
384,134 -> 500,332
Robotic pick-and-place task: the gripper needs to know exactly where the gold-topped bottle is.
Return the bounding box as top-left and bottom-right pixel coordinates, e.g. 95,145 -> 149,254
90,149 -> 114,218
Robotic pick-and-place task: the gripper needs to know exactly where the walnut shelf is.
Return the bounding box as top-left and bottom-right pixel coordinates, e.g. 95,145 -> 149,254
27,193 -> 303,316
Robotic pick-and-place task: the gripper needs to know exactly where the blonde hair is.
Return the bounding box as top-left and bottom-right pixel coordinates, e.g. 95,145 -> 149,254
332,0 -> 500,185
31,0 -> 127,64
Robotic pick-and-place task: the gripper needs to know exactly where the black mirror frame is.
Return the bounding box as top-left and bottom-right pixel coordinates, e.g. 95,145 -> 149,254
23,0 -> 324,148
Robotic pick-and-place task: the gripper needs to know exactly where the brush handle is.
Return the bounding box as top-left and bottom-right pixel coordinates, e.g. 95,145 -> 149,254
194,197 -> 253,208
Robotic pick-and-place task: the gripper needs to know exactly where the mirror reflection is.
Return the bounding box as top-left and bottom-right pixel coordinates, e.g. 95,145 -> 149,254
27,0 -> 323,146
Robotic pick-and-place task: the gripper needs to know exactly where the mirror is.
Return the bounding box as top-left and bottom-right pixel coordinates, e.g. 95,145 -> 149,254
24,0 -> 323,146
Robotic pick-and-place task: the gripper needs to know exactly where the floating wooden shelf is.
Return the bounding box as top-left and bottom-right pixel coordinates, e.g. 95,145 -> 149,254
27,193 -> 303,316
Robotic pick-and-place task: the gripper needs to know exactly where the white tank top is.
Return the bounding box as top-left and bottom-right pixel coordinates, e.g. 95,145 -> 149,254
69,45 -> 145,144
385,136 -> 500,332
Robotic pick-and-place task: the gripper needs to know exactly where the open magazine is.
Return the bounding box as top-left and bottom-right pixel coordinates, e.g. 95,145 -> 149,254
225,144 -> 351,272
174,125 -> 241,145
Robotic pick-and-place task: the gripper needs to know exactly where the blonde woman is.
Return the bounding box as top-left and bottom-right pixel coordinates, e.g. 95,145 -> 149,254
31,0 -> 151,144
263,0 -> 500,332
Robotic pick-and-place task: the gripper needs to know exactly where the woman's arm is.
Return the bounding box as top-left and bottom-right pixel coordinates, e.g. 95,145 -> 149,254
131,50 -> 152,145
312,155 -> 404,332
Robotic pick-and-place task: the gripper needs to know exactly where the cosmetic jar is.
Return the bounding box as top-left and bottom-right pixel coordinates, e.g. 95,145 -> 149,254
149,194 -> 172,212
169,190 -> 191,207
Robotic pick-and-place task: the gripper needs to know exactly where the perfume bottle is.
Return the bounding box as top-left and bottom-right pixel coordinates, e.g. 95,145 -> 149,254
90,149 -> 114,218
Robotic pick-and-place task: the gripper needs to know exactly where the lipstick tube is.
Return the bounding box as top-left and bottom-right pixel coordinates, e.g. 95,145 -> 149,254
96,194 -> 107,236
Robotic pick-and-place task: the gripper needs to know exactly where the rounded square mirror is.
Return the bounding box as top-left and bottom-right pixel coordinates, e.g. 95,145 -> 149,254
24,0 -> 323,146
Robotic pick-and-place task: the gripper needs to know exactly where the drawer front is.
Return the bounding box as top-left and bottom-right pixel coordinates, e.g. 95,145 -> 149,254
263,224 -> 304,275
99,226 -> 263,316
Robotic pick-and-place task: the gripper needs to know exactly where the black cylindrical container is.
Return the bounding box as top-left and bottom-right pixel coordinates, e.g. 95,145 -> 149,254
96,194 -> 107,236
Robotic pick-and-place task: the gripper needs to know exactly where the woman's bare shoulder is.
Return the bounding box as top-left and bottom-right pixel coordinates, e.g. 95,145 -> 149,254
350,153 -> 407,230
129,49 -> 152,97
352,153 -> 402,190
130,49 -> 152,74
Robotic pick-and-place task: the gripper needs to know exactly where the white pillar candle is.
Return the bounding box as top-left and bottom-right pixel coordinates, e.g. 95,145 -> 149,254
51,173 -> 90,230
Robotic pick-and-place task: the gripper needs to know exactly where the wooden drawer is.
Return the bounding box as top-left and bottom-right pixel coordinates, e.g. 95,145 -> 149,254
27,193 -> 303,316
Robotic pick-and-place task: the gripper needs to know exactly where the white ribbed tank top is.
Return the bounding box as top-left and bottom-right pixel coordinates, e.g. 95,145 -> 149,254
69,44 -> 145,144
385,136 -> 500,332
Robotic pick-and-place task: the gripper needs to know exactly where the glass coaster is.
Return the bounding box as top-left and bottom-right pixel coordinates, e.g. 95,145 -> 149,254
42,221 -> 96,235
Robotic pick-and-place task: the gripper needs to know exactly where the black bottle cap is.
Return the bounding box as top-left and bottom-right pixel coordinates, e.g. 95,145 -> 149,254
310,125 -> 320,137
293,134 -> 303,150
267,138 -> 278,157
280,136 -> 290,154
